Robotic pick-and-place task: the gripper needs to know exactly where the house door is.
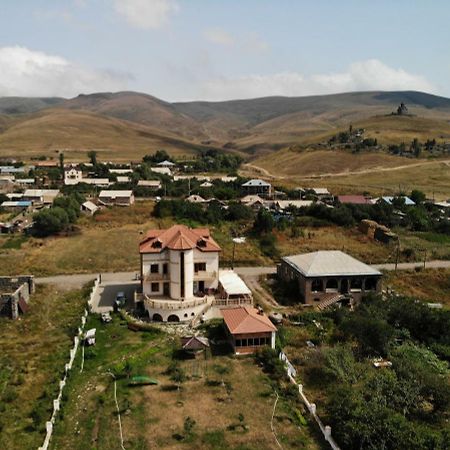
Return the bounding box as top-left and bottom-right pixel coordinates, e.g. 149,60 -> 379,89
340,279 -> 349,294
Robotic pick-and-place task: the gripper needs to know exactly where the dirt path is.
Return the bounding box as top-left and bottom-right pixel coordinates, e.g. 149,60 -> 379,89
242,158 -> 450,181
243,276 -> 286,310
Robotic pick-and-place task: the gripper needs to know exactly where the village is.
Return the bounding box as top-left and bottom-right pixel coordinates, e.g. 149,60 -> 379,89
0,148 -> 449,450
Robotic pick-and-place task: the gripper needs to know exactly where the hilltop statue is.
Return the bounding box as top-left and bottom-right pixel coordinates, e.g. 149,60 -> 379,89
397,102 -> 408,115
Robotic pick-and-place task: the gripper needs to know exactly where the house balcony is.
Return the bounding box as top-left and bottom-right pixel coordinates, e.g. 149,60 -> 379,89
143,272 -> 170,282
143,295 -> 209,311
193,270 -> 217,281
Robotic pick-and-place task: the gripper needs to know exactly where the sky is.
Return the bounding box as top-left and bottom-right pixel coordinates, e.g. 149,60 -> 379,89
0,0 -> 449,101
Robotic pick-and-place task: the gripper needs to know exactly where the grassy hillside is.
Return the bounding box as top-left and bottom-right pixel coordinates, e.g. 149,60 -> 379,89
247,148 -> 450,198
59,91 -> 208,142
0,109 -> 208,161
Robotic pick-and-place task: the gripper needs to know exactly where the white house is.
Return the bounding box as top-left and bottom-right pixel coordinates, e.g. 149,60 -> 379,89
64,168 -> 83,185
81,201 -> 99,215
98,190 -> 134,206
150,167 -> 172,176
156,160 -> 176,168
23,189 -> 60,204
186,194 -> 207,204
137,180 -> 162,190
139,225 -> 221,322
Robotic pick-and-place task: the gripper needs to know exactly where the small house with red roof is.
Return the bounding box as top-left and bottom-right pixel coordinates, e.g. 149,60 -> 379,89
222,307 -> 277,355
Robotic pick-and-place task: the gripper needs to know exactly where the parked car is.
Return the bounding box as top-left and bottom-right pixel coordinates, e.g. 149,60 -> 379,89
115,291 -> 126,308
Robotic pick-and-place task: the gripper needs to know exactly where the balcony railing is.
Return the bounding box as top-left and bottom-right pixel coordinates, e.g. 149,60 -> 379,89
193,270 -> 217,280
143,272 -> 170,281
143,295 -> 208,311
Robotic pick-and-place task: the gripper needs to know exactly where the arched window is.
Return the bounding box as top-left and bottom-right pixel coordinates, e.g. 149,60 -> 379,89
311,279 -> 323,292
350,278 -> 362,291
167,314 -> 180,323
152,313 -> 163,322
326,279 -> 338,292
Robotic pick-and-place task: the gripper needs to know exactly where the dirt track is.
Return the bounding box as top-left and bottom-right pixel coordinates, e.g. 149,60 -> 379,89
242,158 -> 450,181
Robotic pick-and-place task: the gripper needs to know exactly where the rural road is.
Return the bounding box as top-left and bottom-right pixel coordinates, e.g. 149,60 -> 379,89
242,159 -> 450,181
35,261 -> 450,290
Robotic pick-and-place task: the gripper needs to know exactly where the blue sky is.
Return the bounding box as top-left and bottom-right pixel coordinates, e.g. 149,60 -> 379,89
0,0 -> 448,101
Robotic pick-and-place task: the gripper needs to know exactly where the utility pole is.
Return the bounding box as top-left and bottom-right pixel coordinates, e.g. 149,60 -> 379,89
395,239 -> 400,272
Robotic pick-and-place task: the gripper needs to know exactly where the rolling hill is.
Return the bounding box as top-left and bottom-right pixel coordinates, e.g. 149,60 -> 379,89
0,90 -> 449,161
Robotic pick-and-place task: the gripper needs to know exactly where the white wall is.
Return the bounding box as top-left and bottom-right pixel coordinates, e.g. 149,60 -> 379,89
142,248 -> 219,299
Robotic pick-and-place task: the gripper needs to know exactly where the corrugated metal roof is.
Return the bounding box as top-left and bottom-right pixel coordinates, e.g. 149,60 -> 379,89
282,250 -> 381,277
219,270 -> 251,296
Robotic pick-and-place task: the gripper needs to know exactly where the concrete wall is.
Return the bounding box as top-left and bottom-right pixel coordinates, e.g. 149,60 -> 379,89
0,276 -> 34,319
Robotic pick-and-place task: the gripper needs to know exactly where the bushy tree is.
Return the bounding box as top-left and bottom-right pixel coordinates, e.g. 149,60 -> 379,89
33,207 -> 69,236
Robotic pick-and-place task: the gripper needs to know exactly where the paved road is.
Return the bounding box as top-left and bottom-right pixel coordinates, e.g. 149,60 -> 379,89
34,260 -> 450,291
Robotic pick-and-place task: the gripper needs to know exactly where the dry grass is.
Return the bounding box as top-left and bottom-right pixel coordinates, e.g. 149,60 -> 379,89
51,316 -> 323,450
384,268 -> 450,306
0,285 -> 88,450
248,148 -> 450,199
0,110 -> 199,162
275,226 -> 394,264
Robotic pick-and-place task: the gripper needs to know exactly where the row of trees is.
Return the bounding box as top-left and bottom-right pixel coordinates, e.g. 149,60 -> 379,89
153,199 -> 254,224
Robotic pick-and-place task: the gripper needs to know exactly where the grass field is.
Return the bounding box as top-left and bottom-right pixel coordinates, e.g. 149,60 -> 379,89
0,285 -> 89,450
2,201 -> 446,277
384,268 -> 450,307
50,316 -> 324,450
247,147 -> 450,199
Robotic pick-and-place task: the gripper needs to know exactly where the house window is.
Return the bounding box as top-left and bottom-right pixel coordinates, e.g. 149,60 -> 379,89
163,263 -> 168,274
194,262 -> 206,273
150,264 -> 159,274
311,279 -> 323,292
235,339 -> 242,347
151,282 -> 159,292
248,338 -> 254,346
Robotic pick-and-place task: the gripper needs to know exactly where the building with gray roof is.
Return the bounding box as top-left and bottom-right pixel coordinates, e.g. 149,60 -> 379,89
278,250 -> 381,306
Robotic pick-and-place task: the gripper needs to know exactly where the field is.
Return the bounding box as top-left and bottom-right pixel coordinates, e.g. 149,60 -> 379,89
0,285 -> 89,450
384,268 -> 450,307
50,316 -> 324,450
247,148 -> 450,199
2,199 -> 448,277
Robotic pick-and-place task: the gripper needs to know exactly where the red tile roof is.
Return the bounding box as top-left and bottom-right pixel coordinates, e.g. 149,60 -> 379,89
222,307 -> 277,335
337,195 -> 371,205
139,224 -> 221,254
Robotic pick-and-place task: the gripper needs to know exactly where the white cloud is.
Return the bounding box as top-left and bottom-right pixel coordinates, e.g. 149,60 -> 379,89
204,28 -> 235,46
203,28 -> 269,53
198,59 -> 435,101
0,46 -> 130,98
114,0 -> 178,29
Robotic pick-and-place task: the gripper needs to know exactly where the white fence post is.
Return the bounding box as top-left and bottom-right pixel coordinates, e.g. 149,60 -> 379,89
38,279 -> 98,450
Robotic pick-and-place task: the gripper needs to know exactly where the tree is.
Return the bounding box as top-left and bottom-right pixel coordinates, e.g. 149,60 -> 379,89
410,189 -> 426,205
59,152 -> 64,179
253,208 -> 274,233
33,207 -> 69,236
411,138 -> 422,157
87,150 -> 98,166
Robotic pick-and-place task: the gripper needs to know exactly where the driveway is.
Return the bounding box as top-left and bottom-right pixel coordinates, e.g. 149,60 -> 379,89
91,280 -> 139,313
